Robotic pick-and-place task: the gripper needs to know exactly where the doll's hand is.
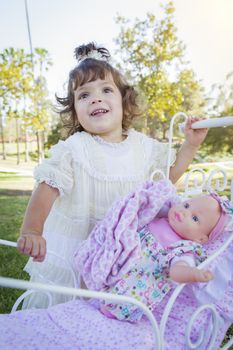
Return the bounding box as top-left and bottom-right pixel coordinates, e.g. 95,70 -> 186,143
17,233 -> 46,262
184,116 -> 208,148
193,268 -> 214,283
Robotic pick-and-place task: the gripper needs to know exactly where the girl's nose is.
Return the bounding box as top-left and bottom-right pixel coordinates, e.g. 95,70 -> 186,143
91,98 -> 102,104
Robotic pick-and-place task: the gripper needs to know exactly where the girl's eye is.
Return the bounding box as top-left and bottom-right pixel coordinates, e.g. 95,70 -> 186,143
184,203 -> 189,209
79,92 -> 89,100
192,215 -> 199,222
103,87 -> 113,93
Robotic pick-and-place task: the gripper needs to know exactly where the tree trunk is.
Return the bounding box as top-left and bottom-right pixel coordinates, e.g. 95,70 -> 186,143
41,130 -> 45,160
23,95 -> 29,162
0,116 -> 6,160
16,117 -> 20,165
36,131 -> 42,163
25,128 -> 29,162
149,117 -> 158,139
162,126 -> 166,141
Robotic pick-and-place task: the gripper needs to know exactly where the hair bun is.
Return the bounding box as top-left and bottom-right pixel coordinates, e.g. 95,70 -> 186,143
74,42 -> 110,63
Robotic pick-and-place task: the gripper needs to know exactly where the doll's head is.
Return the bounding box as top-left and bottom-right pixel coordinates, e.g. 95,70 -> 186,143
168,193 -> 228,244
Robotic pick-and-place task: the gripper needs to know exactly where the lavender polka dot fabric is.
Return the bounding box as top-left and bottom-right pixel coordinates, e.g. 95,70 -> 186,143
0,291 -> 231,350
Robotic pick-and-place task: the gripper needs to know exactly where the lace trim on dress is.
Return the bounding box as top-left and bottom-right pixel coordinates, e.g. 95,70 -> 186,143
66,129 -> 148,181
65,129 -> 176,181
92,130 -> 131,148
37,178 -> 64,196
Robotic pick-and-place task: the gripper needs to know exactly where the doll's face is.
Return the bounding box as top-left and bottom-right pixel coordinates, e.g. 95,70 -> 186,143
168,195 -> 221,244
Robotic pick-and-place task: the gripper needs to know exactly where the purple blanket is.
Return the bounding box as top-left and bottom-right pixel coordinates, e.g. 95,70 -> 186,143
74,179 -> 177,290
0,180 -> 232,349
0,286 -> 232,350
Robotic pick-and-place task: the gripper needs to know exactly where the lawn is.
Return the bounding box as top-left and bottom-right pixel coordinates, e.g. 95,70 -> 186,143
0,172 -> 35,192
0,190 -> 30,313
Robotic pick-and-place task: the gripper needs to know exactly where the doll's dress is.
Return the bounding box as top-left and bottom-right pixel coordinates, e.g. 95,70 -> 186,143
101,221 -> 207,322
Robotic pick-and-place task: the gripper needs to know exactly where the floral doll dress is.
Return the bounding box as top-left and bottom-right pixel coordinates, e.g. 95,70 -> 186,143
101,225 -> 207,322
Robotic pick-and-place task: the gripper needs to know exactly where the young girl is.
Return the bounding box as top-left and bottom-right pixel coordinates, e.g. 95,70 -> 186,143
17,42 -> 208,309
74,179 -> 231,322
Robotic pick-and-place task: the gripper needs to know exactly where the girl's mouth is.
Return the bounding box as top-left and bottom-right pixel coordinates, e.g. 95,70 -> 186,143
90,108 -> 109,117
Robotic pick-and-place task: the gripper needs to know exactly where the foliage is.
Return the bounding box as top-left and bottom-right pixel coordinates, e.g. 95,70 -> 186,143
0,47 -> 53,162
114,1 -> 206,139
203,73 -> 233,153
46,122 -> 64,150
203,120 -> 233,154
175,69 -> 206,115
29,48 -> 53,133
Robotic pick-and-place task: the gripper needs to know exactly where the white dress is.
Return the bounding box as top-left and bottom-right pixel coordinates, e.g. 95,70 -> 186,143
23,129 -> 176,308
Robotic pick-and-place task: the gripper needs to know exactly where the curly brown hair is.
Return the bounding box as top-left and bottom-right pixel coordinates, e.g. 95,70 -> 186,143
56,42 -> 142,138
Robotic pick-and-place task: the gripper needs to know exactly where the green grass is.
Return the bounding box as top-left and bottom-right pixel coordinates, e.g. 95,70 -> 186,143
0,174 -> 30,181
0,192 -> 30,313
0,173 -> 34,192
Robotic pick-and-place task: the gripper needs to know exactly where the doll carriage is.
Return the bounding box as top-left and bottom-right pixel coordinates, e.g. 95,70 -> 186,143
0,112 -> 233,350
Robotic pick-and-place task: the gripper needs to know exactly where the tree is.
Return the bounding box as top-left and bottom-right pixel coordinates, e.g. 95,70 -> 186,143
114,1 -> 206,139
30,48 -> 52,162
46,121 -> 63,150
0,47 -> 53,163
203,72 -> 233,154
0,48 -> 25,161
175,69 -> 206,115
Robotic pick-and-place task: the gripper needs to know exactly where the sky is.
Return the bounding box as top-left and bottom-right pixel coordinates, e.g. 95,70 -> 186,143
0,0 -> 233,98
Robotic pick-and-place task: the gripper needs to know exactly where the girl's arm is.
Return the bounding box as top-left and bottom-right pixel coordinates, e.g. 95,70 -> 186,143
17,183 -> 59,262
169,116 -> 208,183
169,261 -> 213,283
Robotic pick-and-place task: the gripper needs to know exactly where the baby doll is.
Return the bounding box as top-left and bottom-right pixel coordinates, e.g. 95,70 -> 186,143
99,192 -> 229,322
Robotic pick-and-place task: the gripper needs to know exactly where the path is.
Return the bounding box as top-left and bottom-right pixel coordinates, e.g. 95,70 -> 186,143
1,161 -> 233,176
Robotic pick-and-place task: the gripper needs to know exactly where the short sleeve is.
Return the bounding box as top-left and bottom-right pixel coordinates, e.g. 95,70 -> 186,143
171,254 -> 196,267
33,141 -> 74,196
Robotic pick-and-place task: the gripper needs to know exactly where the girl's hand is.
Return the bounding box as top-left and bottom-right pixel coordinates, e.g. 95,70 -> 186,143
17,233 -> 46,262
184,116 -> 208,148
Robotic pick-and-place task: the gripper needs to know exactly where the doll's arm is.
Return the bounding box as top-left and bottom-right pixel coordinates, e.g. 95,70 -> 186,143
169,261 -> 214,283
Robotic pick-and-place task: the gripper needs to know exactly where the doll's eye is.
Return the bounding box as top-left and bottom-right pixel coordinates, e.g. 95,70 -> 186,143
192,215 -> 199,222
184,202 -> 189,209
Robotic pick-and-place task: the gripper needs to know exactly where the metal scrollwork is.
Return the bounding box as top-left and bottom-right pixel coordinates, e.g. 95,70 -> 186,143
185,304 -> 219,349
206,168 -> 227,192
184,168 -> 206,196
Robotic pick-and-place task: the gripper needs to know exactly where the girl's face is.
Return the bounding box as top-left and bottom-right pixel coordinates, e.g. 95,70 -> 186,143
168,196 -> 221,244
74,75 -> 123,142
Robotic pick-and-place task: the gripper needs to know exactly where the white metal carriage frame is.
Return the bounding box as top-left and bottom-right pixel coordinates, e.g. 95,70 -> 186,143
0,112 -> 233,350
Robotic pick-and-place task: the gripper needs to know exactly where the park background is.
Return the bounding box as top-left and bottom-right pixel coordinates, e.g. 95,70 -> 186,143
0,0 -> 232,345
